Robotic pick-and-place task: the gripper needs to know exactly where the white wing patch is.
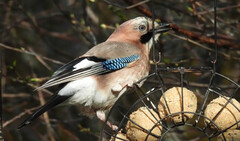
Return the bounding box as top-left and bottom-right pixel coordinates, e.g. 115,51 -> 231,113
73,59 -> 98,71
58,77 -> 108,107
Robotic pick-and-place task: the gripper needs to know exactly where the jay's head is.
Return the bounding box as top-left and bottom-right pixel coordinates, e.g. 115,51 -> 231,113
107,17 -> 171,51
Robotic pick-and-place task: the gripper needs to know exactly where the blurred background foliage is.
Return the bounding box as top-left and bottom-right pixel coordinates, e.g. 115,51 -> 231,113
0,0 -> 240,140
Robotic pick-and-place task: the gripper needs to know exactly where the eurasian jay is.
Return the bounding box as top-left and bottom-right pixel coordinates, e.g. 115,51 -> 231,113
18,17 -> 171,130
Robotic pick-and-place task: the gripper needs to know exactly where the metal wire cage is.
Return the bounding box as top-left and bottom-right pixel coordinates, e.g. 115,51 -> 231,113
100,67 -> 240,141
100,0 -> 240,140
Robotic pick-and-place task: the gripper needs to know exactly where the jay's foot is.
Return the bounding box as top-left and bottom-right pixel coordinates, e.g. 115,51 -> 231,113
96,111 -> 118,131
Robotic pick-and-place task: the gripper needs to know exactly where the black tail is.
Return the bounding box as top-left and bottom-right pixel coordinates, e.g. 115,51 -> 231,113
18,95 -> 71,129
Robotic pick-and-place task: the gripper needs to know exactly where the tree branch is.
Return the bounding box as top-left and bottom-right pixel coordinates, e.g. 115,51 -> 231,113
3,107 -> 40,128
0,43 -> 64,65
125,0 -> 240,49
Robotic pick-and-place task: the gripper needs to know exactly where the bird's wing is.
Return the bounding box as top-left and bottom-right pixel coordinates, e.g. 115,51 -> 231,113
39,55 -> 140,89
38,42 -> 141,89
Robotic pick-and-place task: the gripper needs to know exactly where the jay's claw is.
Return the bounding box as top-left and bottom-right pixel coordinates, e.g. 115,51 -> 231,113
96,111 -> 118,131
107,122 -> 118,131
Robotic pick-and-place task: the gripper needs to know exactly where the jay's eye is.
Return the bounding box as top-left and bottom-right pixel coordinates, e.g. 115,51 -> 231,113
138,25 -> 146,31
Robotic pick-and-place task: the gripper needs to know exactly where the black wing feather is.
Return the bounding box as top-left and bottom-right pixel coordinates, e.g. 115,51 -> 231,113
39,56 -> 108,89
51,56 -> 106,79
18,94 -> 71,129
38,55 -> 139,89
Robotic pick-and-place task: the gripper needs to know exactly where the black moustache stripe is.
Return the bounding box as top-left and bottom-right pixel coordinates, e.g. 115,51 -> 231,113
140,31 -> 153,44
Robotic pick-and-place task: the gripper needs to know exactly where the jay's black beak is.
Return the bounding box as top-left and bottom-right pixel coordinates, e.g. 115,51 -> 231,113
154,23 -> 172,34
140,23 -> 172,44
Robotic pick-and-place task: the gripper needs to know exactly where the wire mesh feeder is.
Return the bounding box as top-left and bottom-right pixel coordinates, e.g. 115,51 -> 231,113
100,67 -> 240,141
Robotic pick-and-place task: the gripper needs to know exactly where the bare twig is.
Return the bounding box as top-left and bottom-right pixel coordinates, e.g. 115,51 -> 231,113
197,3 -> 240,15
86,6 -> 99,25
2,12 -> 63,34
190,0 -> 207,23
125,0 -> 150,9
168,33 -> 240,61
0,43 -> 64,65
170,24 -> 239,49
36,89 -> 56,141
3,93 -> 30,98
5,75 -> 53,96
125,0 -> 240,49
39,28 -> 80,42
3,106 -> 40,128
34,72 -> 55,141
53,0 -> 97,45
147,80 -> 236,89
28,48 -> 52,71
195,2 -> 237,30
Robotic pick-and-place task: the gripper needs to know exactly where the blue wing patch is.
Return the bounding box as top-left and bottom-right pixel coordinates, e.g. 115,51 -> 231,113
102,54 -> 140,70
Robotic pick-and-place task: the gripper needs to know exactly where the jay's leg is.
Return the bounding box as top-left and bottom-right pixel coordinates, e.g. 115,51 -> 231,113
96,110 -> 118,131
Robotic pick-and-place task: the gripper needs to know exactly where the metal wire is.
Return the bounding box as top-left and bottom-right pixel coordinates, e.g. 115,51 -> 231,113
151,0 -> 156,64
0,48 -> 3,141
101,70 -> 240,141
101,0 -> 240,141
213,0 -> 218,72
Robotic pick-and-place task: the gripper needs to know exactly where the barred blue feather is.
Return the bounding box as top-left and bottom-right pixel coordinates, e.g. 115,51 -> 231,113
102,54 -> 140,70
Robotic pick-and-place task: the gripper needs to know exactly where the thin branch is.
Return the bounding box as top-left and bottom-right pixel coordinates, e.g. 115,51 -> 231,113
125,0 -> 150,9
36,89 -> 56,141
3,93 -> 30,98
125,0 -> 240,49
28,48 -> 52,71
195,1 -> 237,30
3,106 -> 40,128
39,28 -> 80,42
147,80 -> 236,89
168,33 -> 240,61
197,3 -> 240,15
53,0 -> 97,45
170,24 -> 239,49
190,0 -> 207,23
33,71 -> 55,141
0,43 -> 64,65
4,75 -> 53,96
